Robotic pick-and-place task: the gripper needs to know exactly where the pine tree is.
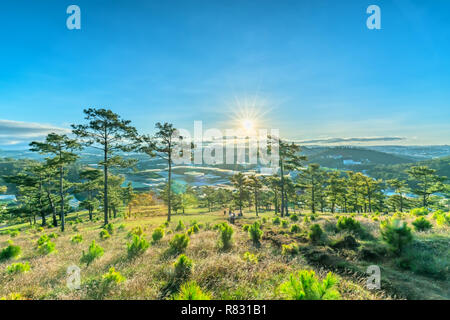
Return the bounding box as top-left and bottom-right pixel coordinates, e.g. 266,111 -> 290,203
268,136 -> 307,216
230,173 -> 249,216
30,133 -> 81,231
326,171 -> 346,213
138,122 -> 183,222
297,164 -> 325,214
72,108 -> 138,225
387,179 -> 408,212
407,166 -> 446,207
247,174 -> 263,216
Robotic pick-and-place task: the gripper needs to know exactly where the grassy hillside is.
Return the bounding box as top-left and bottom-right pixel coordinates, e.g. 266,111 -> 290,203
0,207 -> 448,300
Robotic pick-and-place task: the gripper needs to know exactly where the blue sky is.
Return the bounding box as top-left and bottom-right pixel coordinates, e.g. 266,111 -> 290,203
0,0 -> 449,148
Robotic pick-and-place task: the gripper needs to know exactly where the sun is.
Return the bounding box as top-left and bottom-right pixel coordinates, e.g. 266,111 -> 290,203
241,119 -> 254,132
220,93 -> 274,134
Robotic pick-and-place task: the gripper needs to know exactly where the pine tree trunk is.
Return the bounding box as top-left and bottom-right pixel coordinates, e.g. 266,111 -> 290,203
254,191 -> 258,217
104,142 -> 109,226
167,154 -> 172,222
47,191 -> 58,227
59,165 -> 65,232
88,190 -> 93,220
280,160 -> 285,217
285,190 -> 289,216
38,181 -> 46,226
274,193 -> 278,215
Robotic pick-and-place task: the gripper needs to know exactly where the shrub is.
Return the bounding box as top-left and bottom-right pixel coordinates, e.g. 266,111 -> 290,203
290,224 -> 301,233
243,251 -> 258,264
248,221 -> 263,245
303,216 -> 310,224
187,223 -> 200,235
212,223 -> 223,231
102,267 -> 125,284
152,228 -> 165,243
48,232 -> 58,239
169,234 -> 190,254
435,213 -> 450,227
336,216 -> 361,233
218,223 -> 233,250
308,224 -> 323,242
279,270 -> 340,300
399,246 -> 449,280
37,234 -> 50,246
380,219 -> 413,254
290,214 -> 299,222
127,235 -> 150,257
0,293 -> 25,300
71,234 -> 83,243
281,220 -> 289,228
80,240 -> 104,265
431,210 -> 444,220
36,234 -> 56,255
99,229 -> 111,240
103,223 -> 115,235
9,230 -> 20,238
412,217 -> 432,232
173,254 -> 193,280
118,224 -> 126,231
6,262 -> 30,274
128,226 -> 144,237
262,217 -> 267,223
282,243 -> 299,255
272,217 -> 281,225
38,240 -> 56,255
175,220 -> 185,231
173,281 -> 211,300
410,207 -> 429,216
242,224 -> 250,232
0,242 -> 21,261
392,212 -> 405,219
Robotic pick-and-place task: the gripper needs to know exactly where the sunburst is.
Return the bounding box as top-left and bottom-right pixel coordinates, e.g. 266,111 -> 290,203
225,94 -> 272,134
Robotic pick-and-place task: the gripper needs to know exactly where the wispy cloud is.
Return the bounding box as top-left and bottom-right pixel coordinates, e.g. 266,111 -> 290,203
0,119 -> 70,146
292,137 -> 405,145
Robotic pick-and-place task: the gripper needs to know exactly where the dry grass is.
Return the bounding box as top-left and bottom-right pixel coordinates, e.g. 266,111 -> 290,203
0,208 -> 448,300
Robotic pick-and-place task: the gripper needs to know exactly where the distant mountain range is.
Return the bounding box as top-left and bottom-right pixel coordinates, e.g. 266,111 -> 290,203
1,145 -> 449,162
304,146 -> 417,169
1,145 -> 449,191
363,145 -> 450,160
